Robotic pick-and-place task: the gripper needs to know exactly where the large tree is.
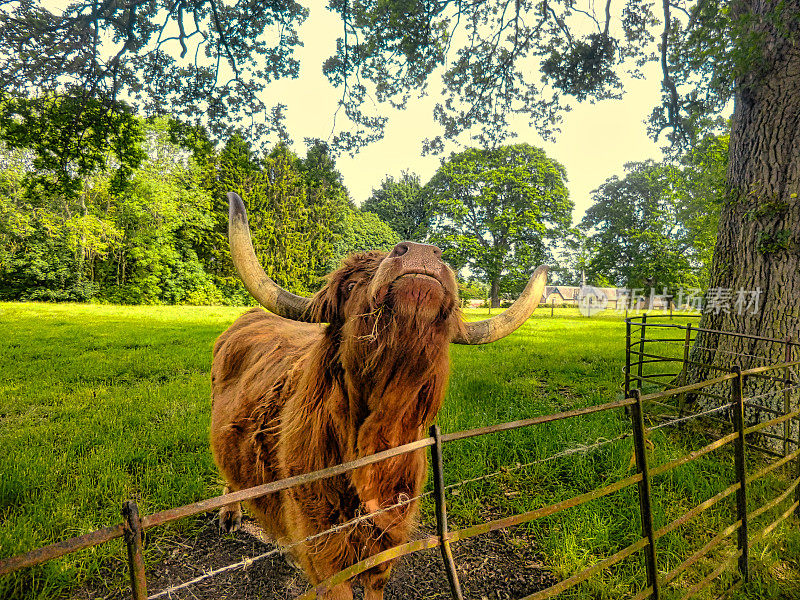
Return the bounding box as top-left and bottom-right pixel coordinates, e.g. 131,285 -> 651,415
581,161 -> 694,290
687,8 -> 799,377
0,117 -> 220,303
330,209 -> 400,270
581,141 -> 725,291
207,137 -> 350,296
427,144 -> 571,308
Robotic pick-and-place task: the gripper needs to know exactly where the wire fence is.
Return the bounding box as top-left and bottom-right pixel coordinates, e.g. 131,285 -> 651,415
1,320 -> 799,600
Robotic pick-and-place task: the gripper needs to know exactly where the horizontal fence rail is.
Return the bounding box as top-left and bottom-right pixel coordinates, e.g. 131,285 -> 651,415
3,324 -> 800,600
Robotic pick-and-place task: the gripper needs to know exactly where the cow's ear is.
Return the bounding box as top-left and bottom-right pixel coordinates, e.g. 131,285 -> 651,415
307,275 -> 342,324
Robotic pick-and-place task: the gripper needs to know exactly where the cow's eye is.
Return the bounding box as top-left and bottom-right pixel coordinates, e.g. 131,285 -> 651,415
345,281 -> 357,294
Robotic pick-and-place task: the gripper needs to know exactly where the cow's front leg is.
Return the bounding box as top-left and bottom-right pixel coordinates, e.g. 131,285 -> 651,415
362,562 -> 392,600
293,532 -> 355,600
321,581 -> 354,600
218,485 -> 242,532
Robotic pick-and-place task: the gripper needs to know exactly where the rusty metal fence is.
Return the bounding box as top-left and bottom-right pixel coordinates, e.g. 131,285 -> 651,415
1,320 -> 799,599
626,313 -> 800,454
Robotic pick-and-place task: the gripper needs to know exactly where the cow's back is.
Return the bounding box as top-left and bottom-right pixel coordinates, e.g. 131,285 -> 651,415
212,307 -> 320,384
210,308 -> 324,539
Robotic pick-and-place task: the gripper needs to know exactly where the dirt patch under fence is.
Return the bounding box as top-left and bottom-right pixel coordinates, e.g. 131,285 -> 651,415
78,515 -> 556,600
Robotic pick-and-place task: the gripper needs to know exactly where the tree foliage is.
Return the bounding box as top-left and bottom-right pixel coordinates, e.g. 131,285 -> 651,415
362,171 -> 434,241
581,161 -> 692,290
675,133 -> 727,281
580,134 -> 727,290
0,116 -> 397,304
2,0 -> 773,156
0,1 -> 306,144
331,209 -> 400,269
0,95 -> 145,199
427,144 -> 572,307
0,119 -> 218,302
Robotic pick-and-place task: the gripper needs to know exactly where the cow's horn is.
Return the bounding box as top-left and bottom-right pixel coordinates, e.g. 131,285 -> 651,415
227,192 -> 315,322
453,265 -> 548,345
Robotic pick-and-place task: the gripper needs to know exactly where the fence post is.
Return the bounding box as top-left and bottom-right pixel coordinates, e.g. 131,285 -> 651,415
429,425 -> 464,600
630,390 -> 660,599
637,314 -> 648,393
785,337 -> 792,457
731,367 -> 750,582
122,500 -> 147,600
787,340 -> 800,519
678,323 -> 693,418
625,319 -> 632,400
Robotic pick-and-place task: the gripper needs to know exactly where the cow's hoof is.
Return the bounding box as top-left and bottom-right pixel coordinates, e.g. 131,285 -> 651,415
282,550 -> 301,571
218,505 -> 242,533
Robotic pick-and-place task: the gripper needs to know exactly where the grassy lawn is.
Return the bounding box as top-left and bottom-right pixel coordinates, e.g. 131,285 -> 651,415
1,303 -> 798,599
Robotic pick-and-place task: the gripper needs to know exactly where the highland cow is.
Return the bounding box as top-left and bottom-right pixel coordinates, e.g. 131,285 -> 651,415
210,192 -> 547,599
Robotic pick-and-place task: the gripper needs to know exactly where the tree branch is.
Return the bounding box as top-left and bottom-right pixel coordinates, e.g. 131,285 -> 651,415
176,1 -> 188,59
670,2 -> 692,19
660,0 -> 681,138
207,0 -> 239,79
545,1 -> 573,44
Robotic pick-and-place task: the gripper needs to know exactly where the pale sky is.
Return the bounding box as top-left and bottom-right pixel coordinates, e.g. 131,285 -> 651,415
268,6 -> 668,223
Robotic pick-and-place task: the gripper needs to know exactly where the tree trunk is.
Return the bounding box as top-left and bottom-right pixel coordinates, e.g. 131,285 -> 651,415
491,277 -> 500,308
76,192 -> 88,289
688,2 -> 800,434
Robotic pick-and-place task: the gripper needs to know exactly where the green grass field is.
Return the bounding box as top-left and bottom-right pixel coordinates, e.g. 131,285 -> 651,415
1,303 -> 798,599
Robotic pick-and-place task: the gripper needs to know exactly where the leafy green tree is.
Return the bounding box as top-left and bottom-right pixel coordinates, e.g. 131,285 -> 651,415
0,118 -> 220,304
580,135 -> 727,291
427,144 -> 572,307
183,133 -> 257,303
298,139 -> 359,273
301,139 -> 348,197
458,278 -> 489,308
72,119 -> 218,304
674,133 -> 727,287
0,95 -> 145,200
208,138 -> 351,296
258,144 -> 339,294
0,146 -> 117,301
99,159 -> 219,304
0,95 -> 146,297
580,161 -> 696,290
362,171 -> 433,241
0,119 -> 367,305
548,228 -> 591,287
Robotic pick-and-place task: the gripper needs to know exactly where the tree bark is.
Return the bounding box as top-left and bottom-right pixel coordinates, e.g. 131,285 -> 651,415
688,1 -> 800,435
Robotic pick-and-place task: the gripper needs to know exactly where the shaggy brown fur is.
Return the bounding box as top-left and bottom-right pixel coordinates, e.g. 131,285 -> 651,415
211,246 -> 465,599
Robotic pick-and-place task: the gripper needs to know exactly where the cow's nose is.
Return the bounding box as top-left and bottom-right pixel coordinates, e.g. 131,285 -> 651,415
390,242 -> 442,260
